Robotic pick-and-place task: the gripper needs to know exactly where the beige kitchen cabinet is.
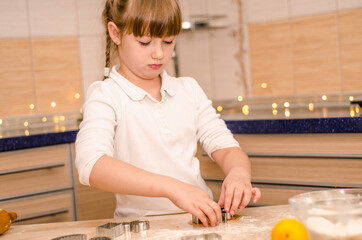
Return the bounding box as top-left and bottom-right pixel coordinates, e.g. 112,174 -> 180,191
0,144 -> 76,224
0,142 -> 117,224
198,133 -> 362,205
0,37 -> 83,117
1,191 -> 74,225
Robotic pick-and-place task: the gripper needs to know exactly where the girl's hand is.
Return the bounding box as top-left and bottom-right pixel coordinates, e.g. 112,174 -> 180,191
217,169 -> 261,215
167,180 -> 221,227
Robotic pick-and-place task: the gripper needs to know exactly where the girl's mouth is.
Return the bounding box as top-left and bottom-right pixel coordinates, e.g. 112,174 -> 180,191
148,64 -> 162,69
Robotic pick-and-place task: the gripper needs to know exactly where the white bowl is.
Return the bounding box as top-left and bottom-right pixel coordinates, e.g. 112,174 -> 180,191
289,189 -> 362,240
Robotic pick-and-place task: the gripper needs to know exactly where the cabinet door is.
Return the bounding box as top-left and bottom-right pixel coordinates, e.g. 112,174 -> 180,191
197,133 -> 362,206
0,145 -> 72,200
0,38 -> 35,117
1,191 -> 74,225
206,181 -> 330,206
32,37 -> 83,113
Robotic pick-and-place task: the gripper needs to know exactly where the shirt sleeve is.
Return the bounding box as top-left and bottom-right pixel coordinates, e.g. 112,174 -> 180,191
186,78 -> 240,159
75,81 -> 117,186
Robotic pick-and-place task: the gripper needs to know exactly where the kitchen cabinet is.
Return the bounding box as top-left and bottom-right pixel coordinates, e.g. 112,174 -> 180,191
198,133 -> 362,205
0,144 -> 76,224
0,141 -> 116,224
0,38 -> 35,117
0,191 -> 74,225
0,37 -> 83,117
1,116 -> 360,223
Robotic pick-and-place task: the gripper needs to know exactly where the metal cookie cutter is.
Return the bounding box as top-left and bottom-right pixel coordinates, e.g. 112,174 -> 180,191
122,222 -> 131,234
96,222 -> 124,239
120,220 -> 150,236
51,234 -> 87,240
89,237 -> 112,240
130,220 -> 150,233
192,214 -> 202,224
221,207 -> 232,223
181,233 -> 222,240
192,207 -> 233,224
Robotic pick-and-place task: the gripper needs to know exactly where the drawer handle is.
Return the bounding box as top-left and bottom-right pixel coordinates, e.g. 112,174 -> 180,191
201,152 -> 362,159
16,208 -> 69,222
0,163 -> 65,176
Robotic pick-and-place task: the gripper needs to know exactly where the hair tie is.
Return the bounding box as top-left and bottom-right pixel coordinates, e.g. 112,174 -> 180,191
104,67 -> 110,77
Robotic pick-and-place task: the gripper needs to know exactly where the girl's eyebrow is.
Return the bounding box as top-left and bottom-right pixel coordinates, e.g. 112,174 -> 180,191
137,35 -> 152,39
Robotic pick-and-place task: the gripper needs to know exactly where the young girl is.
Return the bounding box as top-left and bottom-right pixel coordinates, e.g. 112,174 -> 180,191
75,0 -> 261,227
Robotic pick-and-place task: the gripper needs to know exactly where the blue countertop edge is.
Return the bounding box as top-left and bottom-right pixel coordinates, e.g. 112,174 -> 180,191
0,130 -> 78,152
226,117 -> 362,134
0,117 -> 361,152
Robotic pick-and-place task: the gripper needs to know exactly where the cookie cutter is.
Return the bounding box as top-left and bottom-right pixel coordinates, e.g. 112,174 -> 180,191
181,233 -> 222,240
96,220 -> 150,238
122,220 -> 150,233
122,222 -> 131,235
96,222 -> 124,239
192,207 -> 233,224
130,220 -> 150,233
221,208 -> 232,223
192,214 -> 201,224
51,234 -> 87,240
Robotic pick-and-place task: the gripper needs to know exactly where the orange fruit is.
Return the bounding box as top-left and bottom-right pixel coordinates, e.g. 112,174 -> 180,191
271,218 -> 310,240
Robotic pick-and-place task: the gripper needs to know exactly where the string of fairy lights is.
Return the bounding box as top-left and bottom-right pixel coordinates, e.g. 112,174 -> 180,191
215,95 -> 361,118
0,92 -> 361,139
0,93 -> 82,139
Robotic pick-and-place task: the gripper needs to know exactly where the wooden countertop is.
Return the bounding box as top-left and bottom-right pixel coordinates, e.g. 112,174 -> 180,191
2,205 -> 295,240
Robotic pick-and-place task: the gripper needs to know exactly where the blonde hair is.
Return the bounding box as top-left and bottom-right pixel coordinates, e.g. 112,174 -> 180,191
102,0 -> 182,76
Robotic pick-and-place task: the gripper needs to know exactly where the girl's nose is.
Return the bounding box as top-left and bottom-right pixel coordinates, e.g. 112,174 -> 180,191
151,43 -> 164,59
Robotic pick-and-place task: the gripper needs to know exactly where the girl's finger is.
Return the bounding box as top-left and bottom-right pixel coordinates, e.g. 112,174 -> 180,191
200,204 -> 217,227
208,200 -> 222,225
239,189 -> 252,209
194,209 -> 209,227
252,187 -> 262,203
223,185 -> 234,213
217,184 -> 226,207
230,187 -> 242,215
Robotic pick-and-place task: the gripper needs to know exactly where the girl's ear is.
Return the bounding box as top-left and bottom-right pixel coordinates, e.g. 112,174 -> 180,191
108,22 -> 121,45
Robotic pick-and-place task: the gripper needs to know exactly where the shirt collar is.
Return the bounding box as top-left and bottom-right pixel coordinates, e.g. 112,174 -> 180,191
160,71 -> 176,97
109,65 -> 175,101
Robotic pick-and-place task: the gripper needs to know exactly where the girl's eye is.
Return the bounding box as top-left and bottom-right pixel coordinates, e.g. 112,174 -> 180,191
164,40 -> 174,45
139,41 -> 151,46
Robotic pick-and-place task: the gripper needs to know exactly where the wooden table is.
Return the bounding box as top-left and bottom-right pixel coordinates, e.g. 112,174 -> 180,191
2,205 -> 295,240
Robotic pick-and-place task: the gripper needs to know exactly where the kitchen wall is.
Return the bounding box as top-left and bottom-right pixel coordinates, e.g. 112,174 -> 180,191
178,0 -> 362,99
0,0 -> 87,117
0,0 -> 178,118
178,0 -> 362,100
0,0 -> 107,117
178,0 -> 245,100
246,0 -> 362,97
0,0 -> 361,119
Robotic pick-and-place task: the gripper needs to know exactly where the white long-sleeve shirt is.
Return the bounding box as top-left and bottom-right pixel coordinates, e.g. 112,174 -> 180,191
75,65 -> 240,217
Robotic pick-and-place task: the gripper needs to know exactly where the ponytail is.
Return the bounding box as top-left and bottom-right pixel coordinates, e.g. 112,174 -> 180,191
102,0 -> 115,80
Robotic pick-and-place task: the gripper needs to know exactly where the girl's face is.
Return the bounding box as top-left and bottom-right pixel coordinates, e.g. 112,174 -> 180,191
117,33 -> 176,83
